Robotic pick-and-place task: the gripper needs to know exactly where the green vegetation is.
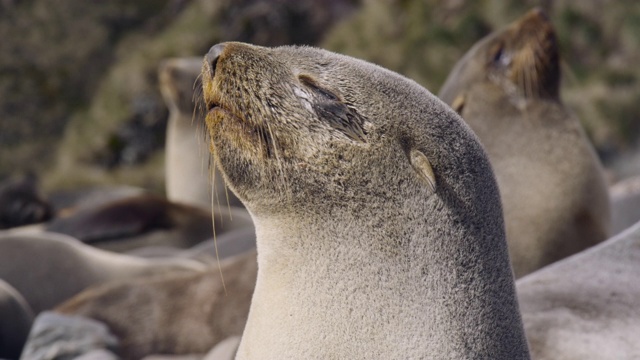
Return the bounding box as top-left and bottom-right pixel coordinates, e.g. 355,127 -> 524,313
323,0 -> 640,166
1,0 -> 639,190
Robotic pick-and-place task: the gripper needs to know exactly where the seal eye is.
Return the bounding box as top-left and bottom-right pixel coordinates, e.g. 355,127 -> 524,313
490,43 -> 511,67
298,74 -> 367,142
493,47 -> 504,63
298,75 -> 339,101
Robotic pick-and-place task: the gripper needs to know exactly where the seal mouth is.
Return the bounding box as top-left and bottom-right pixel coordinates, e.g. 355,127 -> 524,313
203,86 -> 276,158
204,86 -> 222,114
201,52 -> 282,160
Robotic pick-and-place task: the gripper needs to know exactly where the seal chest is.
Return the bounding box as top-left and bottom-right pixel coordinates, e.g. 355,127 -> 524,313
202,42 -> 529,359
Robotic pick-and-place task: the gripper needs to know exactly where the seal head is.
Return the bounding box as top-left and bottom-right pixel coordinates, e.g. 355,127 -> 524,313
440,8 -> 559,111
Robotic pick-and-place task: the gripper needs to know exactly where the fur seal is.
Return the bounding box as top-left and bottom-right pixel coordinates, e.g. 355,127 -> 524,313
0,279 -> 34,359
438,8 -> 611,278
0,172 -> 52,229
44,194 -> 253,253
202,42 -> 529,358
55,249 -> 257,359
159,57 -> 243,209
0,232 -> 204,314
517,219 -> 640,359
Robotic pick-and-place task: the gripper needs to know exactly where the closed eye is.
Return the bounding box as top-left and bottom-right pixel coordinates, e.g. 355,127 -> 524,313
298,75 -> 340,101
490,42 -> 511,67
297,75 -> 367,143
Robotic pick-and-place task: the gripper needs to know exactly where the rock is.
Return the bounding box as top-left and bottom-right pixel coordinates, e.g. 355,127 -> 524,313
20,312 -> 118,360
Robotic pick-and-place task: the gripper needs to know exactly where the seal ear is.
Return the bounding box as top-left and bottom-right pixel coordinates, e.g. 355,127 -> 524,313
451,94 -> 465,114
409,149 -> 436,192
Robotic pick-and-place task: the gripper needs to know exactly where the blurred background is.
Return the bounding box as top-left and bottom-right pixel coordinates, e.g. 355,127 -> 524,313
1,0 -> 639,194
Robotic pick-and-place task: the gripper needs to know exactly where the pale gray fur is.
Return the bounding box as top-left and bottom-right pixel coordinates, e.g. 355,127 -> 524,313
159,57 -> 242,209
0,232 -> 204,314
517,219 -> 640,360
438,10 -> 610,278
203,42 -> 530,359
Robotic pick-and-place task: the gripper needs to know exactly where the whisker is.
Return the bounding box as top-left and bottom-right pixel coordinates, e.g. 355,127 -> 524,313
264,121 -> 290,201
211,186 -> 228,296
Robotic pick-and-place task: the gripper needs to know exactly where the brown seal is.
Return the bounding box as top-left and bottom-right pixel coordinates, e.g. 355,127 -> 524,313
439,8 -> 611,278
44,194 -> 253,253
201,42 -> 529,359
0,232 -> 204,314
55,250 -> 257,360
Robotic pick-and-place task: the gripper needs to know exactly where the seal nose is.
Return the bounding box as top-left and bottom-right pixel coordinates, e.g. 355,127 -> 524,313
205,43 -> 226,78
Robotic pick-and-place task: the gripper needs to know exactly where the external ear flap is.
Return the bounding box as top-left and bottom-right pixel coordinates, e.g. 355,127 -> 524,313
451,94 -> 465,114
410,149 -> 436,192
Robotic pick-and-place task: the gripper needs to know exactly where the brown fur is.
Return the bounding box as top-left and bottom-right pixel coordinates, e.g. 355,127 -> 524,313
0,232 -> 204,314
56,250 -> 257,360
45,194 -> 252,253
439,8 -> 611,277
159,58 -> 244,209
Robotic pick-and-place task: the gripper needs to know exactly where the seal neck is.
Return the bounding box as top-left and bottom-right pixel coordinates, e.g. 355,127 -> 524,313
240,206 -> 530,359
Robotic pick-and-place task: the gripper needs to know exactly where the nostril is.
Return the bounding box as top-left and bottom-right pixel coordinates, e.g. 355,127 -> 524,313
205,43 -> 226,77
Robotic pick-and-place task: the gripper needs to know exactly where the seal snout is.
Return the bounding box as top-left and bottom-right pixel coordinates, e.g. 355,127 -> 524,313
205,43 -> 227,78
